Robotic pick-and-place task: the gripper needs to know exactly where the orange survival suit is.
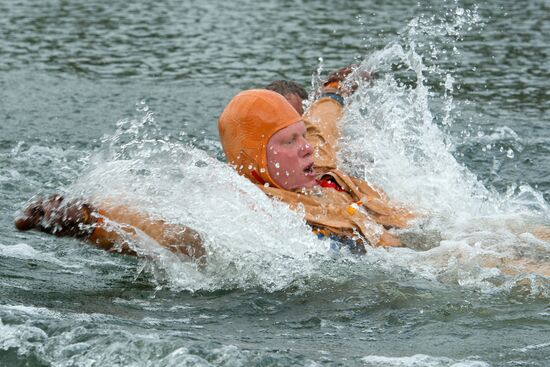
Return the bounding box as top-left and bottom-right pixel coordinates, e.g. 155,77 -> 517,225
218,89 -> 413,247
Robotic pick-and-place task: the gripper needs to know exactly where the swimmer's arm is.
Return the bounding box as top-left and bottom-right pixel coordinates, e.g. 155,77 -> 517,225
304,65 -> 374,173
303,97 -> 343,171
91,204 -> 204,259
14,196 -> 204,260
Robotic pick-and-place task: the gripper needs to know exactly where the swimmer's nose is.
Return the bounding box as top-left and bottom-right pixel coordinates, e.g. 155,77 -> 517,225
298,136 -> 313,157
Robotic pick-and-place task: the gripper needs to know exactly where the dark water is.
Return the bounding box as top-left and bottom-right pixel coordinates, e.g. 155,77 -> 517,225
1,1 -> 549,366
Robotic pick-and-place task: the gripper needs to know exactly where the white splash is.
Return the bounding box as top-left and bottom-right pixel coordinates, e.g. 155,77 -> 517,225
73,128 -> 330,292
334,11 -> 550,295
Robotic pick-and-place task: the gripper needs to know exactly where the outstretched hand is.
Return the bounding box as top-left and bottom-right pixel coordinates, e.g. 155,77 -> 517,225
15,195 -> 96,237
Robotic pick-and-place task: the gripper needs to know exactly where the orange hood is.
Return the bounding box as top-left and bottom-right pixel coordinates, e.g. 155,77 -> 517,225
218,89 -> 302,187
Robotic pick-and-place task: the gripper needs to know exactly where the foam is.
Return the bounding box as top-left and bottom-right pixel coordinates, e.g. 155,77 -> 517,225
361,354 -> 490,367
0,243 -> 82,269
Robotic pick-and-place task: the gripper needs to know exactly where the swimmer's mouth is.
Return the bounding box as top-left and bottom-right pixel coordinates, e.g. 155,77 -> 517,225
303,163 -> 315,175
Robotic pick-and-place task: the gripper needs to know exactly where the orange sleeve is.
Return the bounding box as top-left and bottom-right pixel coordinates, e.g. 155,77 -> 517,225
303,97 -> 343,172
89,205 -> 204,259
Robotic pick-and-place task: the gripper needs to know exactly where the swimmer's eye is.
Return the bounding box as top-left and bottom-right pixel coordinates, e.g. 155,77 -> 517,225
284,135 -> 298,145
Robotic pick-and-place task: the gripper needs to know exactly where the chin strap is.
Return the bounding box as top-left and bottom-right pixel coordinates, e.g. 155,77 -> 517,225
251,170 -> 267,186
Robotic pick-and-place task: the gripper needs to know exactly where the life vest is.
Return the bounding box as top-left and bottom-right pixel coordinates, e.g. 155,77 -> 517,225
259,168 -> 412,247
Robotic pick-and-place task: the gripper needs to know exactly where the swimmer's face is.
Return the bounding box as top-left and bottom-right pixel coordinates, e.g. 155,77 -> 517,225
284,93 -> 305,115
266,121 -> 316,190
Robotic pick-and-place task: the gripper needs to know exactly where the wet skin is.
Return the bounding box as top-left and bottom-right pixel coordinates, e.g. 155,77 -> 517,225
266,121 -> 316,190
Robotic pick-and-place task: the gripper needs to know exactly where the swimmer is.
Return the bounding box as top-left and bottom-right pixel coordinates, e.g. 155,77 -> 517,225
219,75 -> 413,250
14,66 -> 550,279
15,65 -> 407,259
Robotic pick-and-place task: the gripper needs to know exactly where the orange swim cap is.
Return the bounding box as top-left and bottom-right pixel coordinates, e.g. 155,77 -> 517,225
218,89 -> 302,188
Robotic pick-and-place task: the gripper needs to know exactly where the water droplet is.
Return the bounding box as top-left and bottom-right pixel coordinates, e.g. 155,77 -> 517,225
444,74 -> 455,91
275,162 -> 280,168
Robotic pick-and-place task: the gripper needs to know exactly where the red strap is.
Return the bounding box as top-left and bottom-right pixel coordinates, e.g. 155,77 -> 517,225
254,171 -> 343,191
316,178 -> 345,192
251,170 -> 266,185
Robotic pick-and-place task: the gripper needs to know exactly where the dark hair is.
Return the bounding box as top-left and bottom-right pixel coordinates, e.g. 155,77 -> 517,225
265,80 -> 308,100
